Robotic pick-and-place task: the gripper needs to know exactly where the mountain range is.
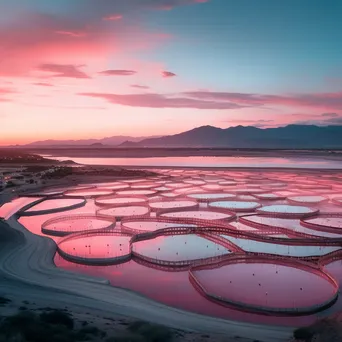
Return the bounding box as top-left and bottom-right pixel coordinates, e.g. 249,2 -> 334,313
19,135 -> 160,147
10,125 -> 342,149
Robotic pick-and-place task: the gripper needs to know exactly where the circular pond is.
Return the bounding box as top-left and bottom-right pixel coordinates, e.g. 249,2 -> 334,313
41,214 -> 115,236
254,193 -> 286,200
58,231 -> 131,265
95,195 -> 148,207
96,205 -> 150,220
160,210 -> 235,222
132,233 -> 231,266
121,218 -> 196,234
186,192 -> 236,202
116,189 -> 157,197
64,188 -> 113,198
191,257 -> 338,314
287,195 -> 328,205
257,205 -> 318,218
149,199 -> 199,213
208,201 -> 261,212
301,214 -> 342,234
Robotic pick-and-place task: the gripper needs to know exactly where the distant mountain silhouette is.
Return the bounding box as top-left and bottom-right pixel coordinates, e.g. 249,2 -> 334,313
134,125 -> 342,148
9,125 -> 342,149
118,140 -> 141,148
21,135 -> 160,147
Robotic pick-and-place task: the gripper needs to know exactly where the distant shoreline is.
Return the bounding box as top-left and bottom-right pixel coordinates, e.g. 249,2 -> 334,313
26,147 -> 342,162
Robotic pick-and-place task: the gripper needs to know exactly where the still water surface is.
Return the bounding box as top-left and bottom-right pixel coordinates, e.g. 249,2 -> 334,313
40,155 -> 342,169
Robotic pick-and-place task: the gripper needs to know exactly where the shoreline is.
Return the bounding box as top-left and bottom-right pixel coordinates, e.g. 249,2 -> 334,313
2,163 -> 342,172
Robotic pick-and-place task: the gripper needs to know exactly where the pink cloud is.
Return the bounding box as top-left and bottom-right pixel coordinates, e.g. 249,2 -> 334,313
321,112 -> 339,118
288,112 -> 342,126
98,70 -> 137,76
158,5 -> 173,10
32,82 -> 54,87
77,88 -> 342,112
37,64 -> 90,79
78,92 -> 246,109
184,90 -> 342,110
131,84 -> 150,89
0,88 -> 14,95
152,0 -> 209,10
0,15 -> 113,77
103,14 -> 123,21
223,119 -> 275,128
162,71 -> 176,78
0,87 -> 16,102
0,13 -> 170,78
55,30 -> 86,38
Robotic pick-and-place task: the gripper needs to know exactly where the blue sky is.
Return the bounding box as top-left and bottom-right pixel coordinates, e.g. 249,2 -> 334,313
0,0 -> 341,143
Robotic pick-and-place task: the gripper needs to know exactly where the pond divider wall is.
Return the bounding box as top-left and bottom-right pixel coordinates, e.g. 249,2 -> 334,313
18,195 -> 87,217
41,213 -> 115,236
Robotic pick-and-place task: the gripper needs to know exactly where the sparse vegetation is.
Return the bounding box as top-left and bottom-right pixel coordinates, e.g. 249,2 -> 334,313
0,150 -> 56,164
293,316 -> 342,341
79,325 -> 101,336
0,310 -> 174,342
105,334 -> 145,342
0,296 -> 11,306
127,320 -> 173,342
0,311 -> 79,342
40,310 -> 74,329
41,167 -> 73,179
293,326 -> 314,340
5,181 -> 16,188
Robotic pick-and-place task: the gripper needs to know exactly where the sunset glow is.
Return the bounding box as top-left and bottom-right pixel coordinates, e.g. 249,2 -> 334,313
1,0 -> 342,144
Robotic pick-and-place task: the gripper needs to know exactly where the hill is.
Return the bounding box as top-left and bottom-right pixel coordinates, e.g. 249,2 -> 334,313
19,135 -> 160,147
4,125 -> 342,149
134,125 -> 342,149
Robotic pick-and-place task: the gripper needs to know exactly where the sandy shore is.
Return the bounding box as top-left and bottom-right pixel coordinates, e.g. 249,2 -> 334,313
0,210 -> 295,342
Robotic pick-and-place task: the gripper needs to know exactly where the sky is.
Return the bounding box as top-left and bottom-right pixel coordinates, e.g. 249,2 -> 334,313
0,0 -> 342,144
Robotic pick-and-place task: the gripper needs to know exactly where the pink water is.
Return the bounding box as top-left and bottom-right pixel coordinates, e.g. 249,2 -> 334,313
11,168 -> 342,327
194,263 -> 335,308
41,155 -> 342,169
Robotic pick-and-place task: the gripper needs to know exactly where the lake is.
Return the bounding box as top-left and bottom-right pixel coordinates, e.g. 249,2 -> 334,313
40,155 -> 342,169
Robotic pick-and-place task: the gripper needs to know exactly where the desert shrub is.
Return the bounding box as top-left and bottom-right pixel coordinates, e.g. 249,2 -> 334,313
0,333 -> 25,342
0,296 -> 11,305
2,311 -> 37,329
293,326 -> 314,340
106,333 -> 145,342
0,312 -> 40,342
127,321 -> 173,342
79,326 -> 101,336
39,310 -> 74,329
